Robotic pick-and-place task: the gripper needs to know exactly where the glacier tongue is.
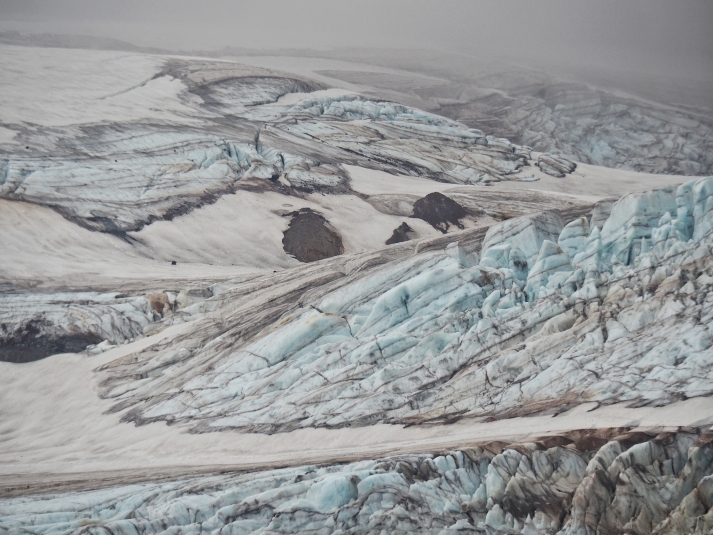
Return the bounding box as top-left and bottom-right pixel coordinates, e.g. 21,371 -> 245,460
3,46 -> 713,535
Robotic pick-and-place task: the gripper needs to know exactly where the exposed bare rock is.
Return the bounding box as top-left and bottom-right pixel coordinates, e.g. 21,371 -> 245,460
412,192 -> 467,233
385,222 -> 417,245
282,208 -> 344,262
364,188 -> 584,223
0,291 -> 156,362
0,323 -> 102,363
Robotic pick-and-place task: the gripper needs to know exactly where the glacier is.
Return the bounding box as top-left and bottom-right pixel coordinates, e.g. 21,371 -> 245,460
1,427 -> 711,535
4,175 -> 711,534
92,177 -> 713,435
321,62 -> 713,177
1,44 -> 713,535
0,57 -> 551,235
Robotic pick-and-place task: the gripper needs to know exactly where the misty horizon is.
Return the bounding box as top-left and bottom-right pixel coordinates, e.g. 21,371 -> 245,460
1,0 -> 712,83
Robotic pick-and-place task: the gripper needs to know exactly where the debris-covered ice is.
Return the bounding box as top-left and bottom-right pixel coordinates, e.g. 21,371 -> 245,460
0,292 -> 156,362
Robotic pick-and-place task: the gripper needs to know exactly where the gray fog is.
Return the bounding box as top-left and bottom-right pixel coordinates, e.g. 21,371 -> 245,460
1,0 -> 712,82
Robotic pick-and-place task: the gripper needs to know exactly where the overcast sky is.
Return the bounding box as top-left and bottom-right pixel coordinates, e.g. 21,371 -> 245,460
2,0 -> 712,81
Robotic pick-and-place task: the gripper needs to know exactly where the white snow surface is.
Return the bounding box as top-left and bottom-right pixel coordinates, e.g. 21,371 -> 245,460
1,160 -> 689,288
0,46 -> 201,126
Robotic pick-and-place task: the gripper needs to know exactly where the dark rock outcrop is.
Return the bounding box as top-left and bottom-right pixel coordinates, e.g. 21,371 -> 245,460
0,320 -> 103,363
412,192 -> 467,233
385,222 -> 416,245
282,208 -> 344,262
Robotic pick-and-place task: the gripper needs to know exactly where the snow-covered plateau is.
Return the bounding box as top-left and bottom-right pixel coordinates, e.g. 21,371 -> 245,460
0,44 -> 712,534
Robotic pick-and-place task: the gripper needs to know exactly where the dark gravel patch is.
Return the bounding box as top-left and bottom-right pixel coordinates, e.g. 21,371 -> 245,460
0,320 -> 102,363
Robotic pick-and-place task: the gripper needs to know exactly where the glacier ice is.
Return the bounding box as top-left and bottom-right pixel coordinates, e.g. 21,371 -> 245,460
0,291 -> 158,362
0,60 -> 546,234
0,129 -> 348,233
1,427 -> 711,535
82,176 -> 713,435
481,211 -> 564,268
2,45 -> 713,535
368,65 -> 713,177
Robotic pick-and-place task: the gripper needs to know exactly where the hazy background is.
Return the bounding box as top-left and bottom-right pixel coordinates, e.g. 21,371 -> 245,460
1,0 -> 712,83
